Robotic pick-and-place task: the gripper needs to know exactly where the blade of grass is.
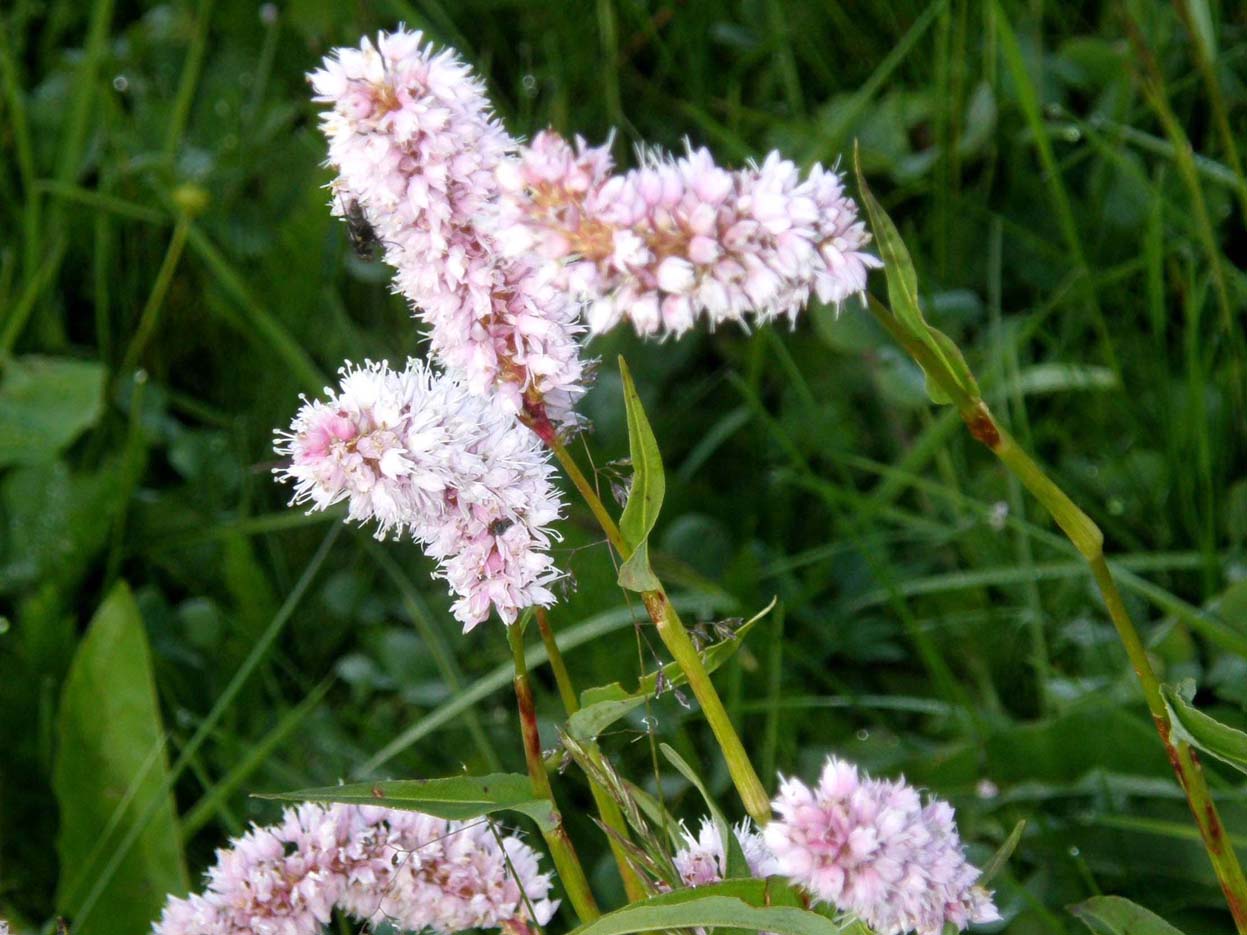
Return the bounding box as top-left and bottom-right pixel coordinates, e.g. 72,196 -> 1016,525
1173,0 -> 1247,225
180,676 -> 334,838
1123,13 -> 1246,430
0,238 -> 66,353
163,0 -> 215,158
367,542 -> 503,772
0,23 -> 40,286
810,0 -> 945,163
120,217 -> 191,372
185,223 -> 324,389
993,2 -> 1117,374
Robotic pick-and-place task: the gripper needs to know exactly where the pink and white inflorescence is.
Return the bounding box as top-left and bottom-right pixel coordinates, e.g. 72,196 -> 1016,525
673,817 -> 777,887
153,803 -> 557,935
274,359 -> 564,630
498,130 -> 880,338
309,30 -> 588,428
764,757 -> 1000,935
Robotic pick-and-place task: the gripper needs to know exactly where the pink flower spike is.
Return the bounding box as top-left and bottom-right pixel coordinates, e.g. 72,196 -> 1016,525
274,358 -> 565,630
765,756 -> 1000,935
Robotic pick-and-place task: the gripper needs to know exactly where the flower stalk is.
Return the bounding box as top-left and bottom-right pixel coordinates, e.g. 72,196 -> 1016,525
534,607 -> 650,902
541,427 -> 772,825
866,294 -> 1247,932
506,621 -> 600,923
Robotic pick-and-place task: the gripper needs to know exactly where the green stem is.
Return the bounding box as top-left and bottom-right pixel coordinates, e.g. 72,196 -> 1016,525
539,424 -> 772,824
506,622 -> 600,923
536,608 -> 580,715
641,588 -> 772,824
535,607 -> 650,902
867,296 -> 1247,932
545,432 -> 628,554
121,215 -> 190,372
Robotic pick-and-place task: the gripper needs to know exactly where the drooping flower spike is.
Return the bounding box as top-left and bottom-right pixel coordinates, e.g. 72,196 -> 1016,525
764,757 -> 1000,935
498,131 -> 880,338
152,803 -> 557,935
274,359 -> 564,630
309,30 -> 589,429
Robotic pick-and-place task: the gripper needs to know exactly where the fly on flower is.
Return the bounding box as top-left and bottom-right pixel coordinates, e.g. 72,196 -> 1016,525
339,194 -> 385,261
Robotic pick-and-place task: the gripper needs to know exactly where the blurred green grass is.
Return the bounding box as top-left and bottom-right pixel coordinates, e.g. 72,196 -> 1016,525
1,0 -> 1246,931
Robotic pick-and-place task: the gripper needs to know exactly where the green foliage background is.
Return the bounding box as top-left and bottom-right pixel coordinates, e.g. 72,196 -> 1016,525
1,0 -> 1246,932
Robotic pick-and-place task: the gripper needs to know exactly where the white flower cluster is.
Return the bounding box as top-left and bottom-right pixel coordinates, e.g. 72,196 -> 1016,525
765,757 -> 999,935
153,803 -> 557,935
275,359 -> 563,629
293,28 -> 882,631
309,30 -> 588,429
672,817 -> 777,886
498,131 -> 879,338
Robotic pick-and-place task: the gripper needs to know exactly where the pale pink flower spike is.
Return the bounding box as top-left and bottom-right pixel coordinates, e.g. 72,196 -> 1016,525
153,803 -> 557,935
764,757 -> 1000,935
274,359 -> 564,630
309,30 -> 589,429
499,131 -> 880,339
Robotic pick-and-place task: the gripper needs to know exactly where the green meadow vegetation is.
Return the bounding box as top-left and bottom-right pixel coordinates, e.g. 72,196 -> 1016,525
1,0 -> 1246,932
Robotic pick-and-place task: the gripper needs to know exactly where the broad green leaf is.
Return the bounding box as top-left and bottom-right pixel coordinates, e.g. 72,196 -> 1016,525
852,154 -> 978,406
616,357 -> 665,590
0,355 -> 105,466
260,773 -> 558,832
661,744 -> 751,879
568,885 -> 846,935
569,599 -> 772,741
1069,895 -> 1186,935
979,819 -> 1025,884
54,582 -> 188,934
1163,681 -> 1247,776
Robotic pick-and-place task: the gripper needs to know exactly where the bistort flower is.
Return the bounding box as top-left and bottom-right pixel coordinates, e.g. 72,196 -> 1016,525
153,803 -> 557,935
764,757 -> 1000,935
673,817 -> 777,886
274,359 -> 564,629
309,29 -> 589,429
499,130 -> 880,338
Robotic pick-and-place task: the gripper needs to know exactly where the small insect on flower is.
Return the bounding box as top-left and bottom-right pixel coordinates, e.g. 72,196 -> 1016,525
340,195 -> 385,261
489,517 -> 515,536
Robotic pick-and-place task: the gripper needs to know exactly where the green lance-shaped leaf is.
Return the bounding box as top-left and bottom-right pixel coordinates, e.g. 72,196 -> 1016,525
0,355 -> 105,466
616,356 -> 665,591
568,598 -> 774,741
567,883 -> 849,935
852,148 -> 979,406
259,773 -> 558,832
661,744 -> 751,880
54,582 -> 188,935
1069,895 -> 1187,935
979,819 -> 1026,884
1163,680 -> 1247,776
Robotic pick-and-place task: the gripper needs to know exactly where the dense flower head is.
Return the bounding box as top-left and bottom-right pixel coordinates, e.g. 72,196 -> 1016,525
153,803 -> 557,935
764,757 -> 999,935
673,817 -> 778,887
274,358 -> 564,629
309,29 -> 588,428
499,131 -> 880,338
